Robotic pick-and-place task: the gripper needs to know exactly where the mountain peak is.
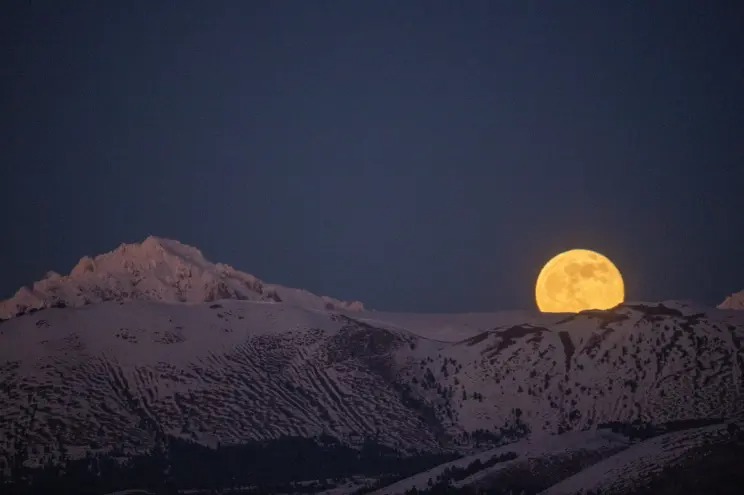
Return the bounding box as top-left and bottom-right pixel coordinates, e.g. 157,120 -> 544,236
719,290 -> 744,310
0,237 -> 364,319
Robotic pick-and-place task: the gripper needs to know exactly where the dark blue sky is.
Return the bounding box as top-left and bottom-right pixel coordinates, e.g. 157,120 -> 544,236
3,1 -> 743,312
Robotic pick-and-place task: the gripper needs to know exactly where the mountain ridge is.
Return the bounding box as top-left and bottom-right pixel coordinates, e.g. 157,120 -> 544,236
0,236 -> 364,320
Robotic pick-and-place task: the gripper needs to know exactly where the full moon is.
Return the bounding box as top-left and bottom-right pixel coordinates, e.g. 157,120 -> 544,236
535,249 -> 624,313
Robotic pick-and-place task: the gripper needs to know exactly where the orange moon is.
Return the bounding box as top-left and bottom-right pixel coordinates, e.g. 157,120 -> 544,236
535,249 -> 624,313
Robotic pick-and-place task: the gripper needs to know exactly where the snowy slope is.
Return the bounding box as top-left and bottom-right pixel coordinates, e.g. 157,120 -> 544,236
0,236 -> 364,320
1,299 -> 742,470
353,310 -> 566,343
393,302 -> 744,442
541,422 -> 733,495
369,429 -> 630,494
369,420 -> 742,495
0,300 -> 438,468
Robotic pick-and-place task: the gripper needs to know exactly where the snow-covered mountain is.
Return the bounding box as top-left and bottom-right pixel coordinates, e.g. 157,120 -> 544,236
0,236 -> 364,320
1,239 -> 743,494
719,290 -> 744,310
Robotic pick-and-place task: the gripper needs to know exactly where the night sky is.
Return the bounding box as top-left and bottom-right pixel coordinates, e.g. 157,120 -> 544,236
3,1 -> 743,312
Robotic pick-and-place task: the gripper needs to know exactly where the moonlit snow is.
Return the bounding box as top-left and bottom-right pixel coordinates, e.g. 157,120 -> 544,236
1,237 -> 742,494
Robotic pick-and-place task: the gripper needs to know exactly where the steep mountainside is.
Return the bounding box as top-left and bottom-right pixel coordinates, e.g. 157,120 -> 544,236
0,301 -> 441,457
